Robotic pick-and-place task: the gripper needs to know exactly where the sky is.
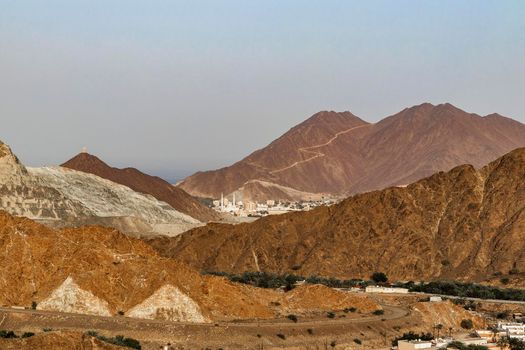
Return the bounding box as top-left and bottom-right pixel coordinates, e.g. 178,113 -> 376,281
1,0 -> 524,182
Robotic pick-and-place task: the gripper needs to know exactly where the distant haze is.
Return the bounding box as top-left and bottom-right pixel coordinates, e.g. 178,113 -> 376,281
1,1 -> 524,182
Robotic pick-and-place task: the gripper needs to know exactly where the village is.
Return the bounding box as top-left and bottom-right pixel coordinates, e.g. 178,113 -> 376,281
356,285 -> 525,350
211,193 -> 338,217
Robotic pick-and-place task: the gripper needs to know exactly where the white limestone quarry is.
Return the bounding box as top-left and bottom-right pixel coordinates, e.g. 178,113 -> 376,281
37,277 -> 112,316
0,140 -> 202,236
126,285 -> 208,322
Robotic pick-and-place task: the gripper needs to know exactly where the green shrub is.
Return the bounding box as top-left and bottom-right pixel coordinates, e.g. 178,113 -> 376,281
327,312 -> 336,319
87,333 -> 141,349
373,309 -> 385,315
371,272 -> 388,283
0,330 -> 17,338
286,314 -> 298,323
276,333 -> 286,340
21,332 -> 35,338
460,319 -> 473,330
354,338 -> 362,344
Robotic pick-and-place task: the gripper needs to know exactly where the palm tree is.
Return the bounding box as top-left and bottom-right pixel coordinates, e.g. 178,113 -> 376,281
435,324 -> 444,338
498,336 -> 509,350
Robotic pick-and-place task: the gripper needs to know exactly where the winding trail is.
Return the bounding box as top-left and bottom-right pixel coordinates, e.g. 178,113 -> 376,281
269,124 -> 371,175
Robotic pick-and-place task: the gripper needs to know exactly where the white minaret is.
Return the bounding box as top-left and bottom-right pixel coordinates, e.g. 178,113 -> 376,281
81,146 -> 88,154
220,193 -> 224,211
232,193 -> 236,207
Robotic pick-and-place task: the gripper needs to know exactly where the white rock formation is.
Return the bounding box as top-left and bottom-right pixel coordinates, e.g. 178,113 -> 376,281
126,285 -> 208,322
0,140 -> 201,236
37,277 -> 112,316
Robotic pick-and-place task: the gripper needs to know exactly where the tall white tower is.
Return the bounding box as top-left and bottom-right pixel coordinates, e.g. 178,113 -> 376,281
232,193 -> 236,207
220,193 -> 224,211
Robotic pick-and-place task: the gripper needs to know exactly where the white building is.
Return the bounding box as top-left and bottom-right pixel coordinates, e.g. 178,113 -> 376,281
398,340 -> 432,350
498,322 -> 525,340
365,286 -> 409,294
430,296 -> 442,302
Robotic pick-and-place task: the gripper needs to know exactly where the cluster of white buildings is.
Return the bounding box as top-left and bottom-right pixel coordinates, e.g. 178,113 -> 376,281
211,194 -> 337,217
397,337 -> 490,350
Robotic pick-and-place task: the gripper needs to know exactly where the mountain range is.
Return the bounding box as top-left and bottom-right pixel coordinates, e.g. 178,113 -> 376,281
0,141 -> 201,236
178,103 -> 525,202
148,147 -> 525,282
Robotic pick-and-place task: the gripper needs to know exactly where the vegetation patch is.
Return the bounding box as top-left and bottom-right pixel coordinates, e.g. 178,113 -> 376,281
87,331 -> 141,349
397,280 -> 525,302
203,271 -> 368,290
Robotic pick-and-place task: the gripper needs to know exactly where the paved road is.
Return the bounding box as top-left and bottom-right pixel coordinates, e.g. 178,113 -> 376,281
411,291 -> 525,305
0,304 -> 408,330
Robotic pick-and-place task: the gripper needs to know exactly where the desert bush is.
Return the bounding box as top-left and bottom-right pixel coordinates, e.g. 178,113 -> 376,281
326,312 -> 336,319
286,314 -> 298,323
0,330 -> 17,338
460,319 -> 474,330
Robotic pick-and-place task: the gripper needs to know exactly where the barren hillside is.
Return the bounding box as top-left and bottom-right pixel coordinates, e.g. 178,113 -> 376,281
0,211 -> 380,322
149,147 -> 525,281
62,153 -> 221,222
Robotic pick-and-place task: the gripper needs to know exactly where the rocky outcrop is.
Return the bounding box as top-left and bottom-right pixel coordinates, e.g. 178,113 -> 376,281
38,277 -> 111,316
178,103 -> 525,201
126,284 -> 207,322
148,147 -> 525,282
0,140 -> 201,236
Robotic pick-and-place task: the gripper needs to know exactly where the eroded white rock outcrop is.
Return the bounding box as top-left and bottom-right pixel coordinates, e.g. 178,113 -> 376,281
126,285 -> 207,322
37,277 -> 112,316
0,140 -> 201,236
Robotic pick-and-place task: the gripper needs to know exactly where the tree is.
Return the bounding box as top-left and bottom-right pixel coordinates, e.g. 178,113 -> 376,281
509,337 -> 525,350
460,319 -> 473,330
498,336 -> 510,350
371,272 -> 388,283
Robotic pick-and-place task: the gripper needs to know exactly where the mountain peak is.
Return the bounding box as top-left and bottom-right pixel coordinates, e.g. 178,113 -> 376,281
303,110 -> 367,126
0,140 -> 27,179
61,152 -> 113,174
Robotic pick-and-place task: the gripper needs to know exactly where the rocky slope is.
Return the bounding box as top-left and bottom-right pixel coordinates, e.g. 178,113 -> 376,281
61,152 -> 221,222
178,103 -> 525,201
0,141 -> 201,236
0,211 -> 380,321
148,147 -> 525,281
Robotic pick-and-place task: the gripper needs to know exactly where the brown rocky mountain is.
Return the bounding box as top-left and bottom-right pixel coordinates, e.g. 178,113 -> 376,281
177,103 -> 525,201
148,147 -> 525,282
0,211 -> 379,322
61,152 -> 221,222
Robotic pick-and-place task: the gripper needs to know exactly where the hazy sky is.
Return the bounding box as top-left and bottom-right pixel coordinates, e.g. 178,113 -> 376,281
1,1 -> 524,182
